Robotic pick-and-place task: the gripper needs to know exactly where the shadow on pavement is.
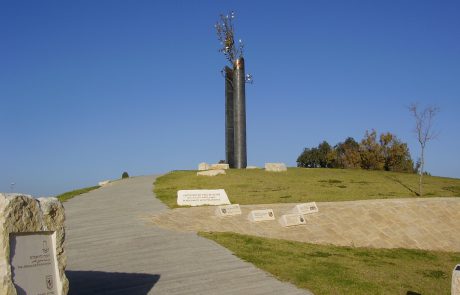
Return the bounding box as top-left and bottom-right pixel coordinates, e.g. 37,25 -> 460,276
67,270 -> 160,295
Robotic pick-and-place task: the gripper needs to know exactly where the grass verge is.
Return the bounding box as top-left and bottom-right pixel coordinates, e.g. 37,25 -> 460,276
56,186 -> 100,202
200,232 -> 459,295
154,168 -> 460,208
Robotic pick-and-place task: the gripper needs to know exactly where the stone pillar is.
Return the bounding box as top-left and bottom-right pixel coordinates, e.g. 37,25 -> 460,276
453,264 -> 460,295
225,66 -> 235,168
232,58 -> 247,169
0,193 -> 69,295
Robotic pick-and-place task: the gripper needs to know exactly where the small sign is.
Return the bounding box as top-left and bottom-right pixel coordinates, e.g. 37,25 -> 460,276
248,209 -> 275,222
292,202 -> 319,214
215,204 -> 242,217
177,189 -> 230,206
452,264 -> 460,295
279,214 -> 307,227
9,232 -> 60,295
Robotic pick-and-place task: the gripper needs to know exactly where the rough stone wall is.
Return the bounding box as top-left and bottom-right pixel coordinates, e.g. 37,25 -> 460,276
0,193 -> 68,295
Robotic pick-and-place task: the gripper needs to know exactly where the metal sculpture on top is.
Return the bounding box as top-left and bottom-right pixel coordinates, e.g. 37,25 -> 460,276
215,11 -> 252,169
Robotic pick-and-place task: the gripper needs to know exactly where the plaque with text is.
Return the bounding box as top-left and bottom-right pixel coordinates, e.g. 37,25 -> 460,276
248,209 -> 275,222
9,232 -> 60,295
279,214 -> 307,227
215,204 -> 242,217
292,202 -> 319,214
177,189 -> 230,206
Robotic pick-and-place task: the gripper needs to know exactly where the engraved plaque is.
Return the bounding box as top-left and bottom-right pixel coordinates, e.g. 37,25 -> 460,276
215,204 -> 242,217
9,232 -> 60,295
292,202 -> 319,214
279,214 -> 307,227
177,189 -> 231,206
248,209 -> 275,222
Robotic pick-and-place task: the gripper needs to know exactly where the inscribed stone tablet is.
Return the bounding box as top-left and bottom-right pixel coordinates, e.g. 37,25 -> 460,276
215,204 -> 242,217
248,209 -> 275,222
177,189 -> 230,206
453,264 -> 460,295
279,214 -> 307,227
292,202 -> 319,214
9,232 -> 60,295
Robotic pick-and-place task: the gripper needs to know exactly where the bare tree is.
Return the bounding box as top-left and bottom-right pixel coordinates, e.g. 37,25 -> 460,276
409,103 -> 439,197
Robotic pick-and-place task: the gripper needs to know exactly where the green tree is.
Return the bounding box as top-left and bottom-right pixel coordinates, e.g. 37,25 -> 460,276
379,132 -> 414,172
335,137 -> 361,168
360,130 -> 384,170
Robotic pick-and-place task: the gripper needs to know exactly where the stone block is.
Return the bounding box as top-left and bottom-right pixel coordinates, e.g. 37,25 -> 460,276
453,264 -> 460,295
265,163 -> 287,172
248,209 -> 275,222
197,170 -> 226,177
279,214 -> 307,227
0,193 -> 68,295
210,164 -> 230,170
198,162 -> 210,171
98,180 -> 110,186
215,204 -> 242,217
177,189 -> 230,206
246,166 -> 259,169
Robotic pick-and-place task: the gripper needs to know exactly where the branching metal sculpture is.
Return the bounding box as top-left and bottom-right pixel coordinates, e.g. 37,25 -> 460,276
215,11 -> 251,168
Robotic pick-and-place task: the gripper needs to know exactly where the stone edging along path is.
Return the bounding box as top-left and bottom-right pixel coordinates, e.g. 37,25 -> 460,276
64,175 -> 310,295
151,198 -> 460,252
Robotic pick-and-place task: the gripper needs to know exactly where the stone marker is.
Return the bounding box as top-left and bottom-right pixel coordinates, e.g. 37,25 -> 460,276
265,163 -> 287,172
215,204 -> 242,217
453,264 -> 460,295
98,180 -> 110,186
198,162 -> 210,171
210,163 -> 230,170
292,202 -> 319,215
197,170 -> 226,177
279,214 -> 307,227
177,189 -> 231,206
248,209 -> 275,222
0,193 -> 68,295
246,166 -> 259,169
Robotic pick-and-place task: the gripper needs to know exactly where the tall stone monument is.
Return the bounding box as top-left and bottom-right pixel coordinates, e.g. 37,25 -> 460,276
0,193 -> 69,295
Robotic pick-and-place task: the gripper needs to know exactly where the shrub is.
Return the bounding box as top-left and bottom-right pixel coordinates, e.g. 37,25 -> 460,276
122,171 -> 129,179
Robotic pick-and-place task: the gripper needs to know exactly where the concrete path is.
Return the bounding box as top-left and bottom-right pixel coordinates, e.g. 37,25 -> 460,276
64,175 -> 310,295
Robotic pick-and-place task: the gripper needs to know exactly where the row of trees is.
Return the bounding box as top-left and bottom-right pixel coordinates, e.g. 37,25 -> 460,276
297,130 -> 416,173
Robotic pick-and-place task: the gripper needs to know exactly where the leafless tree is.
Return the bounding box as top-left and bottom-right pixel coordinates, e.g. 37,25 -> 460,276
409,103 -> 439,197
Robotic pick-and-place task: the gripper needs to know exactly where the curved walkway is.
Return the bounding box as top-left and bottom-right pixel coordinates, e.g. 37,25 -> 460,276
64,175 -> 310,295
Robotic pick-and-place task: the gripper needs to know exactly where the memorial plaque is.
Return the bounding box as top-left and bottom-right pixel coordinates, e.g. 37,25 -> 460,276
248,209 -> 275,222
9,232 -> 60,295
279,214 -> 307,227
292,202 -> 319,214
453,264 -> 460,295
177,189 -> 230,206
215,204 -> 242,217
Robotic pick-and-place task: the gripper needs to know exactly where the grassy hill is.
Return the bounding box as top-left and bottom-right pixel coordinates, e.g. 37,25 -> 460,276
154,168 -> 460,208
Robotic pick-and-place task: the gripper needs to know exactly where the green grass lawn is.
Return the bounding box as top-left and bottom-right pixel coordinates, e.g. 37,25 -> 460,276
201,232 -> 459,295
154,168 -> 460,208
56,185 -> 100,202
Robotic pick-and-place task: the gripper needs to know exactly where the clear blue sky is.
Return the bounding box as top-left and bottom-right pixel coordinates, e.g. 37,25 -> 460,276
1,1 -> 459,196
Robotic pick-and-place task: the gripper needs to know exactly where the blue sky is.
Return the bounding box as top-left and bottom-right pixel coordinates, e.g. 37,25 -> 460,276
1,1 -> 459,196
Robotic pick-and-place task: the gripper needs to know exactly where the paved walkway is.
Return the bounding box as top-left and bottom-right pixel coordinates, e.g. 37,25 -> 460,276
152,198 -> 460,252
64,175 -> 310,295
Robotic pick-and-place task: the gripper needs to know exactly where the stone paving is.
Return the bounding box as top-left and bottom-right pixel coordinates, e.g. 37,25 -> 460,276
151,197 -> 460,252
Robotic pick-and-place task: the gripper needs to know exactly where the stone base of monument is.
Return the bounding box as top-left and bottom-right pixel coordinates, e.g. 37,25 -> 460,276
291,202 -> 319,215
453,264 -> 460,295
278,214 -> 307,227
210,163 -> 230,170
0,193 -> 68,295
198,162 -> 210,170
265,163 -> 287,172
215,204 -> 242,217
197,170 -> 226,177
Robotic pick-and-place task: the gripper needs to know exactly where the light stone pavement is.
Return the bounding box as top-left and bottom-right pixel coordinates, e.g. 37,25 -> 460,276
64,175 -> 310,295
152,198 -> 460,252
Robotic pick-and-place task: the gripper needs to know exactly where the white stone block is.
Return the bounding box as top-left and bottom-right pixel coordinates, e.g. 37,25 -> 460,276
453,264 -> 460,295
265,163 -> 287,172
198,162 -> 210,170
177,189 -> 230,206
215,204 -> 242,217
292,202 -> 319,215
279,214 -> 307,227
246,166 -> 260,169
98,180 -> 110,186
197,170 -> 226,176
0,193 -> 68,295
210,163 -> 230,170
248,209 -> 275,222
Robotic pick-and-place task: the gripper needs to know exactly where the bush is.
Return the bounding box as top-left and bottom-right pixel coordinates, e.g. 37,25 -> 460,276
122,171 -> 129,179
